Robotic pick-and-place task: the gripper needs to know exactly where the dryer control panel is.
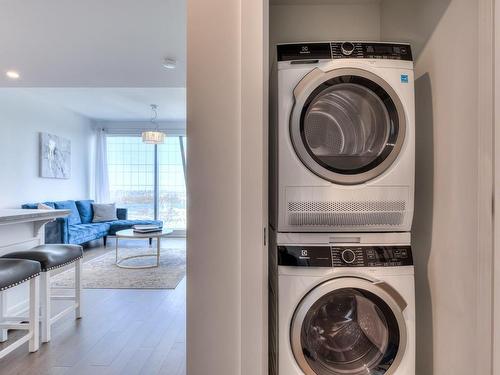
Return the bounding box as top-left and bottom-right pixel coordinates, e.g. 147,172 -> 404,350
278,245 -> 413,268
277,41 -> 413,62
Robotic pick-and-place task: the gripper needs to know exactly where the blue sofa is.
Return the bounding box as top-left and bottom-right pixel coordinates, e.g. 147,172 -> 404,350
22,200 -> 163,246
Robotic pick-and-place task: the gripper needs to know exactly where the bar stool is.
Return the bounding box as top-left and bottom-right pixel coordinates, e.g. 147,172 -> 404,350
0,258 -> 40,358
2,244 -> 83,343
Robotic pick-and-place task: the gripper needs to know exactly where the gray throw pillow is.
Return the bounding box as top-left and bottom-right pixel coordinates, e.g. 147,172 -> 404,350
92,203 -> 118,222
37,203 -> 54,210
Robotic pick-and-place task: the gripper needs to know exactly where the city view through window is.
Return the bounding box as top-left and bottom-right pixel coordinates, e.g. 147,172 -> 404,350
107,136 -> 186,230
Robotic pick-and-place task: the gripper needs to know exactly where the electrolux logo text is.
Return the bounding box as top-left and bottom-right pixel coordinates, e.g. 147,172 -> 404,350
300,46 -> 310,54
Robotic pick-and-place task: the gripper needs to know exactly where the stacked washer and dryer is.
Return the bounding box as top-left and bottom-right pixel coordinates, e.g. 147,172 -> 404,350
269,41 -> 416,375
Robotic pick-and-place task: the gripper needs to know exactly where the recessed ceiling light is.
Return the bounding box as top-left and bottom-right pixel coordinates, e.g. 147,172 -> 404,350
162,58 -> 176,69
6,70 -> 20,79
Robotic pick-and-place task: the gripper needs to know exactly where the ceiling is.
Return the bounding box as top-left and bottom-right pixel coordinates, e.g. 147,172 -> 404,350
9,87 -> 186,121
0,0 -> 186,87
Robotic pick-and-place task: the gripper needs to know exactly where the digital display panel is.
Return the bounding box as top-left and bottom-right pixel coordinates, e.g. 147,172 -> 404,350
366,45 -> 395,54
377,248 -> 394,260
365,247 -> 411,265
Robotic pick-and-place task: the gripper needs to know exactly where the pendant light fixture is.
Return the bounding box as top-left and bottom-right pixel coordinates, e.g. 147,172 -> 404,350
142,104 -> 165,144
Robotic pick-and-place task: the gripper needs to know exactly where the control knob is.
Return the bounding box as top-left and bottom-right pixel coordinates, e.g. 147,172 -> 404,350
341,249 -> 356,264
341,42 -> 355,56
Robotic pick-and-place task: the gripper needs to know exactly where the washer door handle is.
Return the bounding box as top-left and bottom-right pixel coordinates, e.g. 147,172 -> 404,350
374,281 -> 408,311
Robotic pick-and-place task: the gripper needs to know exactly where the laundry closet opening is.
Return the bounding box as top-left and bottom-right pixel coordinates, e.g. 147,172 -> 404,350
267,1 -> 488,375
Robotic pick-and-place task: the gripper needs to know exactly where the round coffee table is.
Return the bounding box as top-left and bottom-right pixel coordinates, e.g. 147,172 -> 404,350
115,228 -> 173,269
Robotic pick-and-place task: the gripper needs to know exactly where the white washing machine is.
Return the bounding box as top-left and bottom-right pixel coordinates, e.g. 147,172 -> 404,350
269,41 -> 415,233
273,232 -> 415,375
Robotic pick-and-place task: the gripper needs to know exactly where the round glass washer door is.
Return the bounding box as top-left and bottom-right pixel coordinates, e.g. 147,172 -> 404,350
290,278 -> 408,375
290,68 -> 407,185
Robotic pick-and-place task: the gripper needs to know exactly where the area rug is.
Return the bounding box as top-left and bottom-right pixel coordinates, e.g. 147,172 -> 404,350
51,247 -> 186,289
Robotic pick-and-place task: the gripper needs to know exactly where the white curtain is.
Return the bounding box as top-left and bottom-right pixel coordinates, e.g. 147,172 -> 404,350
95,128 -> 110,203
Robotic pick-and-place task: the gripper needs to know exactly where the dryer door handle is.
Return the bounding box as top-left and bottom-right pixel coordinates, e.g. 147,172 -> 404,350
293,67 -> 324,100
374,281 -> 408,311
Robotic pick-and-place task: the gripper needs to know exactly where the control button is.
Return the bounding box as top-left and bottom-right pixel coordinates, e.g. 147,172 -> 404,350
341,249 -> 356,264
341,42 -> 355,56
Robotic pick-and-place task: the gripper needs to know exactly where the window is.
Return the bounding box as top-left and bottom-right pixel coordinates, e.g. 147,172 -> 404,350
106,135 -> 186,230
158,137 -> 187,229
107,136 -> 155,220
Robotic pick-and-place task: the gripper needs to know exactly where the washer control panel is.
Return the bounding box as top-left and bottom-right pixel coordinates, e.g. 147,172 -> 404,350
278,246 -> 413,268
277,41 -> 413,62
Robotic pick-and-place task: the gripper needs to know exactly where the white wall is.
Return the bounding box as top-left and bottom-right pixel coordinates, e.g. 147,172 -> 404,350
495,1 -> 500,372
381,1 -> 488,374
187,0 -> 242,374
187,0 -> 268,374
270,3 -> 381,60
0,89 -> 94,207
241,0 -> 269,373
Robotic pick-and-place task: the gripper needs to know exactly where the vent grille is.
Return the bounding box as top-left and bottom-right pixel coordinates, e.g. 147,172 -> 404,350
288,201 -> 406,212
289,212 -> 405,226
287,200 -> 406,227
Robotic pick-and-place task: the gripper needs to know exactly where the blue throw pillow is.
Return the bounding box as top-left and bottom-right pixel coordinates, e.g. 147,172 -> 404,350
53,200 -> 82,225
76,200 -> 94,224
21,203 -> 38,209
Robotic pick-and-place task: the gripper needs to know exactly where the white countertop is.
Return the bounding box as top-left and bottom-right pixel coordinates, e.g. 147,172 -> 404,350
0,209 -> 71,225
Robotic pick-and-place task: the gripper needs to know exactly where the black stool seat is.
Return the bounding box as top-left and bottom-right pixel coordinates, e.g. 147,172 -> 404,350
2,244 -> 83,272
0,259 -> 41,291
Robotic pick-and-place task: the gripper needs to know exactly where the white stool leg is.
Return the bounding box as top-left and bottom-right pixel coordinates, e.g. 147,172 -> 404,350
40,271 -> 51,343
0,291 -> 7,342
29,276 -> 40,352
75,259 -> 82,319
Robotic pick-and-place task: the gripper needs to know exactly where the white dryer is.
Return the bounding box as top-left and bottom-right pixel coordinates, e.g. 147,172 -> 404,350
272,232 -> 415,375
270,41 -> 415,233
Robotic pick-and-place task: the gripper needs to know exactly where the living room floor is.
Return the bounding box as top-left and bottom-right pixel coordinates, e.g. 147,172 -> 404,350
0,239 -> 186,375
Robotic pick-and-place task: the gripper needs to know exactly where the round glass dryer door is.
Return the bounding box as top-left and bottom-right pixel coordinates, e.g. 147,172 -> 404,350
290,68 -> 406,185
291,278 -> 408,375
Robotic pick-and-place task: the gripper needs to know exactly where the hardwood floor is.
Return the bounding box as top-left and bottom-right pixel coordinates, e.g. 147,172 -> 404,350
0,241 -> 186,375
